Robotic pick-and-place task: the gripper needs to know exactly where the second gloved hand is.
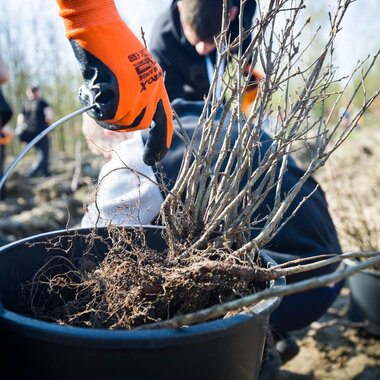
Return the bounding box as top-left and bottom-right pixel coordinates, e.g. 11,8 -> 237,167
57,0 -> 173,165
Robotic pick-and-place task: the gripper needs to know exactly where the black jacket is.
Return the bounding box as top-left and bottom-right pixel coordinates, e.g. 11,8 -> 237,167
143,100 -> 342,280
150,0 -> 257,101
21,98 -> 50,133
0,89 -> 12,128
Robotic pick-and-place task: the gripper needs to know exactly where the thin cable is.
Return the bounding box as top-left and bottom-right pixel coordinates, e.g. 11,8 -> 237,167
0,104 -> 96,190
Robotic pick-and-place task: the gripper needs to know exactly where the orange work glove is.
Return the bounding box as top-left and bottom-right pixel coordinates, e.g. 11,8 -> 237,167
0,127 -> 13,145
56,0 -> 173,165
242,66 -> 264,114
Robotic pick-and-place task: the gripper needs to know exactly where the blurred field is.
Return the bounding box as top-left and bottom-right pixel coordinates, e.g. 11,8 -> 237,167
277,118 -> 380,379
316,122 -> 380,253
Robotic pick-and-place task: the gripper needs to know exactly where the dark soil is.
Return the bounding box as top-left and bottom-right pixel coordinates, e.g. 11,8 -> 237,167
25,227 -> 262,329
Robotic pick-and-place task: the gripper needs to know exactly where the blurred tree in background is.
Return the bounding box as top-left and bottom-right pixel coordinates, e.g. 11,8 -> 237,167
0,0 -> 84,157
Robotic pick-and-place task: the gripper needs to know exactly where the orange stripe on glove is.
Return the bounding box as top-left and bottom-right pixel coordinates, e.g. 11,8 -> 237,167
56,0 -> 173,165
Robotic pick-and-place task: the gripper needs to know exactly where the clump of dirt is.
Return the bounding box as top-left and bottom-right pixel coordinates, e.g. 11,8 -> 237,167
24,227 -> 262,329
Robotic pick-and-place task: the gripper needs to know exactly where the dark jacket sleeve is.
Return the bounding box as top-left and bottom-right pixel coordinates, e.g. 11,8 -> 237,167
150,6 -> 188,101
41,99 -> 49,110
232,0 -> 257,20
151,44 -> 187,101
230,0 -> 257,52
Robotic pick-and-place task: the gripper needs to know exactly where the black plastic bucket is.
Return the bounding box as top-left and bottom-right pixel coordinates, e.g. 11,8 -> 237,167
345,258 -> 380,337
0,226 -> 284,380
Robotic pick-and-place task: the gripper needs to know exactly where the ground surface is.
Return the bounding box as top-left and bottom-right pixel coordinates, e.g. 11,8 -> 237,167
277,286 -> 380,379
276,123 -> 380,379
0,124 -> 379,379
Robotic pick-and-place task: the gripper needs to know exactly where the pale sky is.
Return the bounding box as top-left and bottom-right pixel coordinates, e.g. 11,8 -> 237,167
1,0 -> 379,76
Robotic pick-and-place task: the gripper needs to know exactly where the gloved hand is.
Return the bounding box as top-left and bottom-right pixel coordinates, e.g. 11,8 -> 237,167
56,0 -> 173,165
242,65 -> 264,114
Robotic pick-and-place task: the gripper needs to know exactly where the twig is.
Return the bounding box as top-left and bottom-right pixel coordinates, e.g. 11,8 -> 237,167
140,254 -> 380,330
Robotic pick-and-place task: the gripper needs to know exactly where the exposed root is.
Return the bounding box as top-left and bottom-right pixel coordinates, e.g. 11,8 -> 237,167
24,226 -> 262,329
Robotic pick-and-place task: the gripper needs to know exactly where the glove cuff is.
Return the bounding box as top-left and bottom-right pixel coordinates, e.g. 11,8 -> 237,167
56,0 -> 121,36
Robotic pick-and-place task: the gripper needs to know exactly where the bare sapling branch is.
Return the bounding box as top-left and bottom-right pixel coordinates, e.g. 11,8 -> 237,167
161,0 -> 380,266
141,251 -> 380,330
60,0 -> 380,330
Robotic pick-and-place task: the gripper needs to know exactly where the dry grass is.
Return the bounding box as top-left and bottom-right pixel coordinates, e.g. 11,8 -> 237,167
316,125 -> 380,254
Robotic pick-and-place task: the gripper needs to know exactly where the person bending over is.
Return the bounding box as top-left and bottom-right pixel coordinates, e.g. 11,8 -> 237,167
150,0 -> 261,110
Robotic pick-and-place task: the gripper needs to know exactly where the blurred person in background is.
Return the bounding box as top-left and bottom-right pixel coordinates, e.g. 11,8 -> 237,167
0,55 -> 14,200
16,85 -> 53,178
